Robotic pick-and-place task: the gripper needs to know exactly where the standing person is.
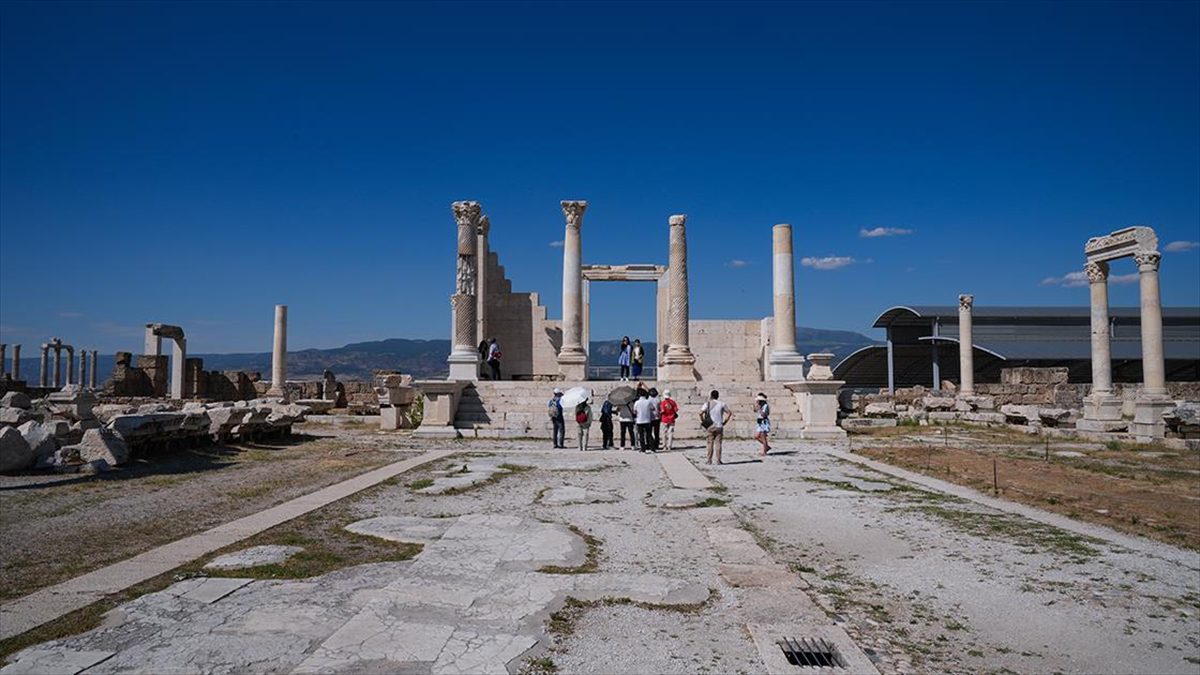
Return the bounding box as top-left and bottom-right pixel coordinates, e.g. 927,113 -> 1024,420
649,387 -> 662,450
617,336 -> 632,381
754,393 -> 772,456
631,339 -> 645,380
547,388 -> 565,449
700,390 -> 733,465
478,340 -> 489,379
599,397 -> 615,449
487,338 -> 502,381
660,389 -> 679,452
575,396 -> 593,452
634,389 -> 655,453
618,399 -> 637,449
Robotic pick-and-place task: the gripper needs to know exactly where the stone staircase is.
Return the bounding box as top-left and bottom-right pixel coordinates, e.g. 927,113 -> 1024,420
454,380 -> 805,439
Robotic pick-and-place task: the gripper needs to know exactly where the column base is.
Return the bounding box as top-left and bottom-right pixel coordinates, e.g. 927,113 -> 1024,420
1131,395 -> 1174,442
447,351 -> 480,381
265,387 -> 287,401
1082,393 -> 1122,422
659,361 -> 696,381
557,349 -> 587,381
768,351 -> 806,382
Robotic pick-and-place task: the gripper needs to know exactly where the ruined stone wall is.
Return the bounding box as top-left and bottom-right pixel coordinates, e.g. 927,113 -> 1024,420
483,251 -> 561,380
690,320 -> 766,382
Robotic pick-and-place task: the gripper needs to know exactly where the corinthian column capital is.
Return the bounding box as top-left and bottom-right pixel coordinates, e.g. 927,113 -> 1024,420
1134,251 -> 1161,271
451,201 -> 481,228
669,214 -> 686,227
1084,260 -> 1109,283
958,294 -> 974,310
561,200 -> 587,229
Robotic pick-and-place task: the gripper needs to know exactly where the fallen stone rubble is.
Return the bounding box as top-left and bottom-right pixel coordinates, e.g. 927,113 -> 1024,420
0,393 -> 310,474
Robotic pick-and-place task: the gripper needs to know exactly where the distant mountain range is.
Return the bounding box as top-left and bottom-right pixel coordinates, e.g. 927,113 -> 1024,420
12,327 -> 876,384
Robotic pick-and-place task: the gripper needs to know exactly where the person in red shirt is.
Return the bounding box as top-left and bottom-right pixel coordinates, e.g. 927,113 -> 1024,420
659,389 -> 679,452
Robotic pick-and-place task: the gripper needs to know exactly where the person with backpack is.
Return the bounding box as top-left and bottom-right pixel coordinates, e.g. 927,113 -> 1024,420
649,387 -> 662,450
631,339 -> 645,380
548,388 -> 565,449
599,397 -> 615,449
486,338 -> 502,381
617,336 -> 632,381
659,389 -> 679,452
575,396 -> 593,452
618,399 -> 637,449
754,392 -> 772,456
700,390 -> 733,465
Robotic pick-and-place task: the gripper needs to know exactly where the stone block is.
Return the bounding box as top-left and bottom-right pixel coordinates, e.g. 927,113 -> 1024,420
0,407 -> 34,426
1,391 -> 31,410
0,426 -> 33,473
921,396 -> 956,411
1163,402 -> 1200,438
69,428 -> 130,466
863,402 -> 896,418
18,421 -> 59,467
963,412 -> 1006,425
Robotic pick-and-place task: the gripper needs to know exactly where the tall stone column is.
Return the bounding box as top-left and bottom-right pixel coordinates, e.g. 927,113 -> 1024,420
557,200 -> 588,380
1131,251 -> 1171,439
53,344 -> 62,388
11,344 -> 20,381
768,224 -> 806,381
957,294 -> 975,395
66,347 -> 75,386
39,344 -> 49,387
90,351 -> 98,389
661,214 -> 697,381
79,348 -> 87,389
170,338 -> 186,399
448,201 -> 482,380
476,214 -> 490,346
266,305 -> 288,398
0,343 -> 5,378
1081,260 -> 1121,424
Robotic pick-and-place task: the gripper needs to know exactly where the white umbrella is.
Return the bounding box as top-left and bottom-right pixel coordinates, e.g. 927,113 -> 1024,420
560,386 -> 592,408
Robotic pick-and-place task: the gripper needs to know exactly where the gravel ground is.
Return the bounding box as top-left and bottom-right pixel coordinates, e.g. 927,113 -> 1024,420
686,437 -> 1200,675
0,424 -> 421,603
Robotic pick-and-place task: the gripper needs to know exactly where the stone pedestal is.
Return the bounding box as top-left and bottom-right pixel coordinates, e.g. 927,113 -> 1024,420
787,380 -> 847,439
412,381 -> 465,438
557,200 -> 588,379
661,214 -> 696,381
769,224 -> 806,382
1131,396 -> 1173,442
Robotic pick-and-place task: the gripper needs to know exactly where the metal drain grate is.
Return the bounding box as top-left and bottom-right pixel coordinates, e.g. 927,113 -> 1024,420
777,637 -> 846,668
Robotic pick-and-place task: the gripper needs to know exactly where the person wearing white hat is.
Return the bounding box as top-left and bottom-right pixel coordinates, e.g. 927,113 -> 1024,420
548,388 -> 565,449
660,389 -> 679,452
754,392 -> 771,456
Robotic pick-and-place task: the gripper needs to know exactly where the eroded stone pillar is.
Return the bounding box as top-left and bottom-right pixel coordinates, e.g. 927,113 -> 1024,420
958,294 -> 975,395
267,305 -> 288,398
476,214 -> 490,346
170,337 -> 186,399
661,214 -> 696,381
1131,251 -> 1171,440
39,344 -> 49,387
79,348 -> 87,389
1082,261 -> 1121,423
448,201 -> 482,380
66,347 -> 75,386
768,224 -> 805,381
557,200 -> 588,380
52,344 -> 62,388
11,344 -> 20,381
89,351 -> 98,389
0,343 -> 5,378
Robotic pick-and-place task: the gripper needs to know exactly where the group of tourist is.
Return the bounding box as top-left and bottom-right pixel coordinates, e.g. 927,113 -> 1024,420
615,336 -> 646,381
546,384 -> 773,462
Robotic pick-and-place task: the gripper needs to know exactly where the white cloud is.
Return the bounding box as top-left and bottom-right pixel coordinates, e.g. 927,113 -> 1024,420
1164,240 -> 1199,252
859,227 -> 912,238
1041,271 -> 1138,287
800,256 -> 857,270
548,240 -> 564,248
726,259 -> 750,268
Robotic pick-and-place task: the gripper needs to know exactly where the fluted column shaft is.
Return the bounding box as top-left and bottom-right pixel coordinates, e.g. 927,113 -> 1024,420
267,305 -> 288,397
661,215 -> 696,380
958,295 -> 975,395
1087,261 -> 1113,396
1136,252 -> 1166,396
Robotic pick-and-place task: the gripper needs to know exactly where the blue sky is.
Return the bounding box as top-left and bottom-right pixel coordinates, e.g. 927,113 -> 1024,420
1,1 -> 1198,354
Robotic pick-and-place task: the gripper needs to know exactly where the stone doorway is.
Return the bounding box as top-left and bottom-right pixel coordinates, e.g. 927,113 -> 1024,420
581,264 -> 668,380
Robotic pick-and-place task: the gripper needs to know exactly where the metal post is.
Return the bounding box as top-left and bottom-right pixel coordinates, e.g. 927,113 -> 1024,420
886,329 -> 895,395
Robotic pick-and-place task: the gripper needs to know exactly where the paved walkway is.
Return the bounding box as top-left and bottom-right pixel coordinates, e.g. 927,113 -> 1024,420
822,447 -> 1200,569
0,448 -> 457,641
